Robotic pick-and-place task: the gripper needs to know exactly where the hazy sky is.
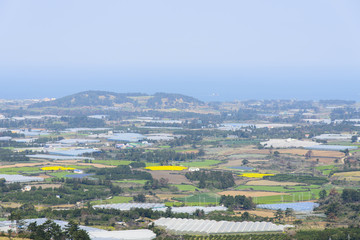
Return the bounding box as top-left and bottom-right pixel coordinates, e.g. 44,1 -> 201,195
1,0 -> 360,100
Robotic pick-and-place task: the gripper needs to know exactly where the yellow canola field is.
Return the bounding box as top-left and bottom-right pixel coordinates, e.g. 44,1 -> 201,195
239,173 -> 274,178
145,166 -> 188,171
41,166 -> 76,171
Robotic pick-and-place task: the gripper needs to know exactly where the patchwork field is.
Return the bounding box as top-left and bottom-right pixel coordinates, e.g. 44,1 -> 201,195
172,184 -> 199,191
92,160 -> 134,166
90,196 -> 132,205
236,185 -> 320,192
236,209 -> 275,218
275,149 -> 344,158
220,159 -> 268,168
219,190 -> 289,197
150,171 -> 191,184
180,159 -> 222,168
174,192 -> 221,204
245,180 -> 302,186
333,171 -> 360,181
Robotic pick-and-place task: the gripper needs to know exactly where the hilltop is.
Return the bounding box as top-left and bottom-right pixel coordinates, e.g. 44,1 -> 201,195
29,90 -> 204,109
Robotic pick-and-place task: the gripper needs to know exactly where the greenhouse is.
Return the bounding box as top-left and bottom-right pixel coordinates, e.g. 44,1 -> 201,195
93,203 -> 165,210
27,154 -> 93,160
154,218 -> 293,234
107,133 -> 146,142
256,202 -> 319,212
48,148 -> 100,156
0,218 -> 156,240
0,174 -> 43,183
305,145 -> 358,151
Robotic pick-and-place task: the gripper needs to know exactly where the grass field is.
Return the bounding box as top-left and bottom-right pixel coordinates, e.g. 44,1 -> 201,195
174,192 -> 221,204
172,184 -> 199,191
92,160 -> 134,166
253,185 -> 335,204
0,166 -> 42,174
165,201 -> 218,207
333,171 -> 360,180
90,196 -> 132,205
180,160 -> 222,167
158,145 -> 171,148
235,185 -> 321,192
116,179 -> 148,184
315,165 -> 340,175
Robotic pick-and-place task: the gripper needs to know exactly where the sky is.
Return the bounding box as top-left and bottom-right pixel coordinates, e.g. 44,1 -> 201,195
1,0 -> 360,101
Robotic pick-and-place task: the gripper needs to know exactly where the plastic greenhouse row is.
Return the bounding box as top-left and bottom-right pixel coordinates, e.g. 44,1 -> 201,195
256,202 -> 319,212
154,218 -> 293,234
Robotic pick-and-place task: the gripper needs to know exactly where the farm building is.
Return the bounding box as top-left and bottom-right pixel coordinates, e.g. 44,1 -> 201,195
154,218 -> 293,234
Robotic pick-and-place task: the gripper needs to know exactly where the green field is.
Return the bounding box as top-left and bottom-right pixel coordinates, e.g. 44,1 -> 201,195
158,145 -> 171,148
315,165 -> 340,175
116,179 -> 148,184
172,184 -> 199,191
175,192 -> 221,204
235,185 -> 320,192
92,160 -> 134,166
180,159 -> 222,167
90,196 -> 132,205
165,201 -> 219,207
144,162 -> 161,167
0,166 -> 42,175
253,185 -> 335,204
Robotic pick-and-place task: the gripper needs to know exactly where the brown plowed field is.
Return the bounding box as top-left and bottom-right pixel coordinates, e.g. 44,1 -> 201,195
150,171 -> 191,184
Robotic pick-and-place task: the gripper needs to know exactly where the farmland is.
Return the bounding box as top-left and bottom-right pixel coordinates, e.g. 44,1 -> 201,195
0,96 -> 359,239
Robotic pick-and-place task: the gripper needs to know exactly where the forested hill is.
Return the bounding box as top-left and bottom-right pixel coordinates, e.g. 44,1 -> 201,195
29,90 -> 205,109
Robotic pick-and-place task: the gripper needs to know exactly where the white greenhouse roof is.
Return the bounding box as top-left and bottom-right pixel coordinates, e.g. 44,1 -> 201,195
27,154 -> 94,160
89,229 -> 156,240
93,203 -> 165,211
313,134 -> 353,140
0,218 -> 156,240
58,139 -> 101,144
257,202 -> 319,212
305,145 -> 358,151
0,174 -> 43,183
92,204 -> 226,214
154,218 -> 293,234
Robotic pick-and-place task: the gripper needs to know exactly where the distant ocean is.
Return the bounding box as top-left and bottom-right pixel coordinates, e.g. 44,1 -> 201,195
1,67 -> 359,101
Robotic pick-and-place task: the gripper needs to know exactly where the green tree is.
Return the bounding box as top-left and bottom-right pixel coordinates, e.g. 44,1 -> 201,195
275,209 -> 284,222
319,189 -> 327,199
285,208 -> 294,222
